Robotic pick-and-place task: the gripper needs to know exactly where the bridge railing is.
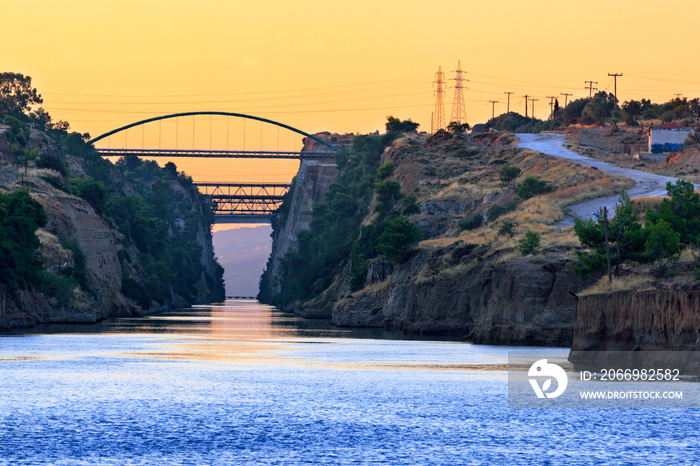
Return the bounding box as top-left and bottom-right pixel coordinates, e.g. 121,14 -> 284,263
95,148 -> 337,159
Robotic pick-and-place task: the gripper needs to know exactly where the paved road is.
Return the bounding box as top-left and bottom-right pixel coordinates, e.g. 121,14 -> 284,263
517,133 -> 679,226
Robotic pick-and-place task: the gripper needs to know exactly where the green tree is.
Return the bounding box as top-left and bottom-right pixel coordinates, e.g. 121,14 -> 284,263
557,98 -> 590,125
447,121 -> 470,133
377,216 -> 422,263
385,116 -> 419,133
0,73 -> 43,118
499,166 -> 521,190
375,179 -> 403,214
517,176 -> 554,199
622,100 -> 642,126
644,219 -> 681,264
647,180 -> 700,244
574,192 -> 648,279
71,177 -> 106,215
580,92 -> 616,125
518,230 -> 541,255
376,160 -> 395,180
401,195 -> 420,215
0,190 -> 48,299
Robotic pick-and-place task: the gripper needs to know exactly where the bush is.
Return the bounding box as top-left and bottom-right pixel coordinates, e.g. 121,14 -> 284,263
376,161 -> 395,180
0,190 -> 48,300
487,200 -> 520,222
36,154 -> 67,176
386,116 -> 419,133
498,220 -> 518,237
517,177 -> 554,200
401,195 -> 420,215
459,214 -> 483,231
377,216 -> 422,263
499,166 -> 521,188
519,230 -> 541,255
375,179 -> 403,214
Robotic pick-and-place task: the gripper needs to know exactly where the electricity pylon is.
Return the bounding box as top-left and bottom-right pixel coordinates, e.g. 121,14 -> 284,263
433,66 -> 446,132
450,61 -> 468,125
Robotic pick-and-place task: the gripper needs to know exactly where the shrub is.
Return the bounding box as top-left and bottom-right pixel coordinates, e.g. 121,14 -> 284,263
499,166 -> 521,188
498,220 -> 518,237
36,154 -> 67,176
517,177 -> 554,200
459,214 -> 483,231
401,195 -> 420,215
376,161 -> 395,180
519,230 -> 541,255
487,200 -> 520,222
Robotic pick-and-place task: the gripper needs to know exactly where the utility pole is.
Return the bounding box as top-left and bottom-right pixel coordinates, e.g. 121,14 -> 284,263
433,66 -> 447,132
523,95 -> 529,117
674,93 -> 683,100
450,61 -> 468,125
530,98 -> 539,119
585,81 -> 598,98
489,100 -> 498,119
504,91 -> 514,113
603,207 -> 612,284
608,73 -> 622,104
561,92 -> 572,107
546,96 -> 556,119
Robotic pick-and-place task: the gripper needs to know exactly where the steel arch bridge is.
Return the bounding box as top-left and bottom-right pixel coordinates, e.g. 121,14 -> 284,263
89,112 -> 338,223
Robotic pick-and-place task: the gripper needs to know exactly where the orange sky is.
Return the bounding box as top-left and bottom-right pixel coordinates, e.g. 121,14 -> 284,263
4,0 -> 700,228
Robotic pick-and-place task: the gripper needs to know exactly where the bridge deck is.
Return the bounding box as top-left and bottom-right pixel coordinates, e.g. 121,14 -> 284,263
96,148 -> 336,159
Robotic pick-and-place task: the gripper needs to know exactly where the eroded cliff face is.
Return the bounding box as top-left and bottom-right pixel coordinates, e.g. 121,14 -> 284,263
328,250 -> 579,346
0,126 -> 223,329
258,158 -> 338,304
571,288 -> 700,353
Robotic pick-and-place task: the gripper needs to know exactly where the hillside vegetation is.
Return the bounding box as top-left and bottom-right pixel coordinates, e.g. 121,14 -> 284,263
0,72 -> 224,326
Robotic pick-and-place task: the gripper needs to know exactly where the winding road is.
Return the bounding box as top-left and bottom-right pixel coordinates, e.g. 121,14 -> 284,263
517,133 -> 680,226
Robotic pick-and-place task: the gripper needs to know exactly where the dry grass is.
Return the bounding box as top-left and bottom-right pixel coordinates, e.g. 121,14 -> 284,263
37,229 -> 72,267
632,196 -> 664,211
580,274 -> 656,296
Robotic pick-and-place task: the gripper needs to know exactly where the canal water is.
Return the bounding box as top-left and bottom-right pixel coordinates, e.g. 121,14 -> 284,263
0,300 -> 698,465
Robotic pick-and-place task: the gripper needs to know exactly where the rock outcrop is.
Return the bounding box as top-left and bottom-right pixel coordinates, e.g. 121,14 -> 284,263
0,126 -> 223,329
329,251 -> 579,346
571,288 -> 700,353
258,158 -> 337,304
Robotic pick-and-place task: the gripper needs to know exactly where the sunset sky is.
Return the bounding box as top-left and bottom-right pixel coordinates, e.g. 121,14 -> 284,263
3,0 -> 700,223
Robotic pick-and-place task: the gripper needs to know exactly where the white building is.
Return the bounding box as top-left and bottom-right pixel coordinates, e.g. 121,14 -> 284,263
647,123 -> 694,153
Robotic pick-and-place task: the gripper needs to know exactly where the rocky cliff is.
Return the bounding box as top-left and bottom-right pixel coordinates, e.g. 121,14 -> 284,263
258,158 -> 338,304
325,246 -> 579,346
0,125 -> 223,329
260,129 -> 611,344
571,288 -> 700,353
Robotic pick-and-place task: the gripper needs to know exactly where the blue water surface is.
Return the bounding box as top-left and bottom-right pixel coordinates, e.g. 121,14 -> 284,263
0,301 -> 698,465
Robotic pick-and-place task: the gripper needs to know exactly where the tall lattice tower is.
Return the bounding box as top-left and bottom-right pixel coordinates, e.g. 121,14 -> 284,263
450,60 -> 468,125
432,66 -> 446,133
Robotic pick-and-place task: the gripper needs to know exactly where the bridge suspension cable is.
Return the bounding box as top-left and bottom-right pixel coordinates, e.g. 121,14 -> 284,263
88,111 -> 339,151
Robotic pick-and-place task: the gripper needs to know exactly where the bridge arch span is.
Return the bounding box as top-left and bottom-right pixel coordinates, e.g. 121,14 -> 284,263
87,111 -> 339,151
